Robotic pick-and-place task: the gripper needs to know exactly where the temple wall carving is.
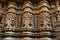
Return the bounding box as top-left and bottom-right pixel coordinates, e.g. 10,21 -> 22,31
0,0 -> 59,40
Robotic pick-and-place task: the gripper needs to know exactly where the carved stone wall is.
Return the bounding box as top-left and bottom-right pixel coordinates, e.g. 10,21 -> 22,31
0,0 -> 59,40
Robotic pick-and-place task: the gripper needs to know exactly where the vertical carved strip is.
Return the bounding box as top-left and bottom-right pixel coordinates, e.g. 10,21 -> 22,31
50,3 -> 56,27
22,1 -> 33,36
5,2 -> 17,34
0,3 -> 3,33
22,1 -> 33,30
38,0 -> 52,39
54,0 -> 60,40
38,0 -> 51,31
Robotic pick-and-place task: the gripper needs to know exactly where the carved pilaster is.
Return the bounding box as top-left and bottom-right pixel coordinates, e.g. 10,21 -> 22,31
38,0 -> 52,38
22,1 -> 33,30
4,2 -> 17,36
38,0 -> 51,31
21,1 -> 33,36
0,3 -> 4,34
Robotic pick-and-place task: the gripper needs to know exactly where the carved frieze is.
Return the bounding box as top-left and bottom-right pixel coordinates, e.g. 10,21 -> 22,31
0,0 -> 57,39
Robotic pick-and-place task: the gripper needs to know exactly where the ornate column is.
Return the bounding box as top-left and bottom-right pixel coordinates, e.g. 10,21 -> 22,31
22,1 -> 33,36
4,2 -> 17,36
38,0 -> 52,40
